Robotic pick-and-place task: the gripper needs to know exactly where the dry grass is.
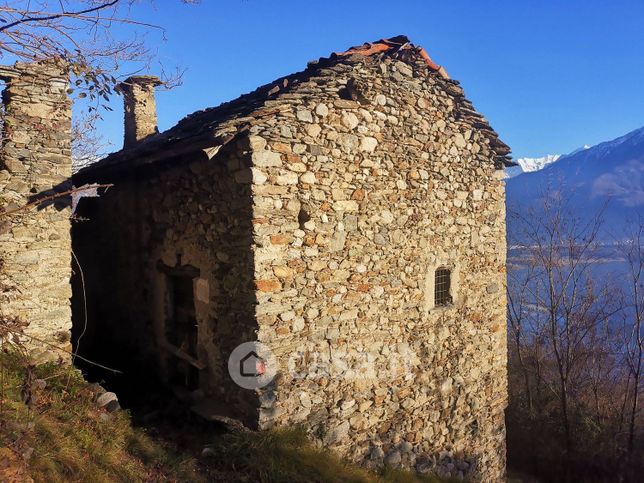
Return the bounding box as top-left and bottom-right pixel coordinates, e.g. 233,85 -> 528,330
0,351 -> 200,482
0,350 -> 456,482
202,428 -> 457,483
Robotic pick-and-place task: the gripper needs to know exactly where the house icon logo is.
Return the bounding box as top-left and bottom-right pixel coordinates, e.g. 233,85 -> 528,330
240,351 -> 266,377
228,342 -> 276,389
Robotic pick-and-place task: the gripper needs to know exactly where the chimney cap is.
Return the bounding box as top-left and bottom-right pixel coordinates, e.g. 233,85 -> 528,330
118,75 -> 163,90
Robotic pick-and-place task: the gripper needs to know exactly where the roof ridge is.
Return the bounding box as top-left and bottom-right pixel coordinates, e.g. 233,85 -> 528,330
76,35 -> 510,178
329,35 -> 449,79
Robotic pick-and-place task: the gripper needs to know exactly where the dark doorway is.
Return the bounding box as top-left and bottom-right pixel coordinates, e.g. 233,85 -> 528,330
167,273 -> 199,389
158,261 -> 202,391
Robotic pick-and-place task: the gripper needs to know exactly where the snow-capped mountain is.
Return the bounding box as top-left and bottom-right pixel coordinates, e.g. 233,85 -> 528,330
505,154 -> 561,178
505,145 -> 593,179
506,126 -> 644,236
569,144 -> 592,156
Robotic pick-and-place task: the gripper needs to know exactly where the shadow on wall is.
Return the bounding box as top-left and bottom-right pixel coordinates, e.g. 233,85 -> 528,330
70,140 -> 259,424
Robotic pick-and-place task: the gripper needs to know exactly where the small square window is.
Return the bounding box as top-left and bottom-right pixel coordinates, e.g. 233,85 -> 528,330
434,268 -> 452,307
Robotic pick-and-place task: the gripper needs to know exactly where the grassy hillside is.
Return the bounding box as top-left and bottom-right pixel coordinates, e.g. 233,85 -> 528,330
0,351 -> 454,483
0,351 -> 200,482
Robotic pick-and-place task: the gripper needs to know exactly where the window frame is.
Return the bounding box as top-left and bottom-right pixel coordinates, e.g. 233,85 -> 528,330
424,261 -> 459,313
434,266 -> 453,307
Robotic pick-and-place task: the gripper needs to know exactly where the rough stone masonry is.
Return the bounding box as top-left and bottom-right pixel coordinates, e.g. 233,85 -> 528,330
71,36 -> 510,481
0,59 -> 72,363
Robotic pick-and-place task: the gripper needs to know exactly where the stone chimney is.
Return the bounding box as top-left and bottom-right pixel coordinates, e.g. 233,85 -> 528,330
118,75 -> 162,148
0,59 -> 73,363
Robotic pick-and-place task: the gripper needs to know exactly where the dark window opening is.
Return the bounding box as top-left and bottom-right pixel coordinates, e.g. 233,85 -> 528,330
298,207 -> 311,230
434,267 -> 452,307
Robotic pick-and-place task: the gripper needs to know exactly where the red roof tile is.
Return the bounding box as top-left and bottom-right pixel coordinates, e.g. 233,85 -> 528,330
335,35 -> 449,79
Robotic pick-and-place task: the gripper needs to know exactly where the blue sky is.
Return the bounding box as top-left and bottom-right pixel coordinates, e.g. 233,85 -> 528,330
95,0 -> 644,159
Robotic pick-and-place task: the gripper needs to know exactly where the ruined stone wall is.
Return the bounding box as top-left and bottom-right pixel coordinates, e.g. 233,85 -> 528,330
73,145 -> 261,418
0,60 -> 72,362
247,56 -> 507,481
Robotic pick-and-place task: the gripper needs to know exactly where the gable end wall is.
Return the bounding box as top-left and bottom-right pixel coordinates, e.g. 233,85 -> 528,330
247,56 -> 507,481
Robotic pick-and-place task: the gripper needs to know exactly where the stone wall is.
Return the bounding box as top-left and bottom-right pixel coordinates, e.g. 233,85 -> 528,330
72,143 -> 261,420
74,42 -> 507,481
0,60 -> 72,362
246,54 -> 507,481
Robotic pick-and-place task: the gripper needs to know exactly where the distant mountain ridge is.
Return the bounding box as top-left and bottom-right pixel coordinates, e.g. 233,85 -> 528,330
505,154 -> 562,178
506,126 -> 644,235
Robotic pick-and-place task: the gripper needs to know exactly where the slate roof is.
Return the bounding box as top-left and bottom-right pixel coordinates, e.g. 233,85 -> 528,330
76,35 -> 512,181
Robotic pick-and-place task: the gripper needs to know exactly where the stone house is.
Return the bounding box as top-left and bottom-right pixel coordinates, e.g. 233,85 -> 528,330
2,36 -> 511,480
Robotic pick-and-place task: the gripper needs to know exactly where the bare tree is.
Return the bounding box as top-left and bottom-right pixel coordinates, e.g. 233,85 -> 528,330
507,254 -> 539,416
505,190 -> 633,479
0,1 -> 192,162
517,193 -> 603,450
617,217 -> 644,460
